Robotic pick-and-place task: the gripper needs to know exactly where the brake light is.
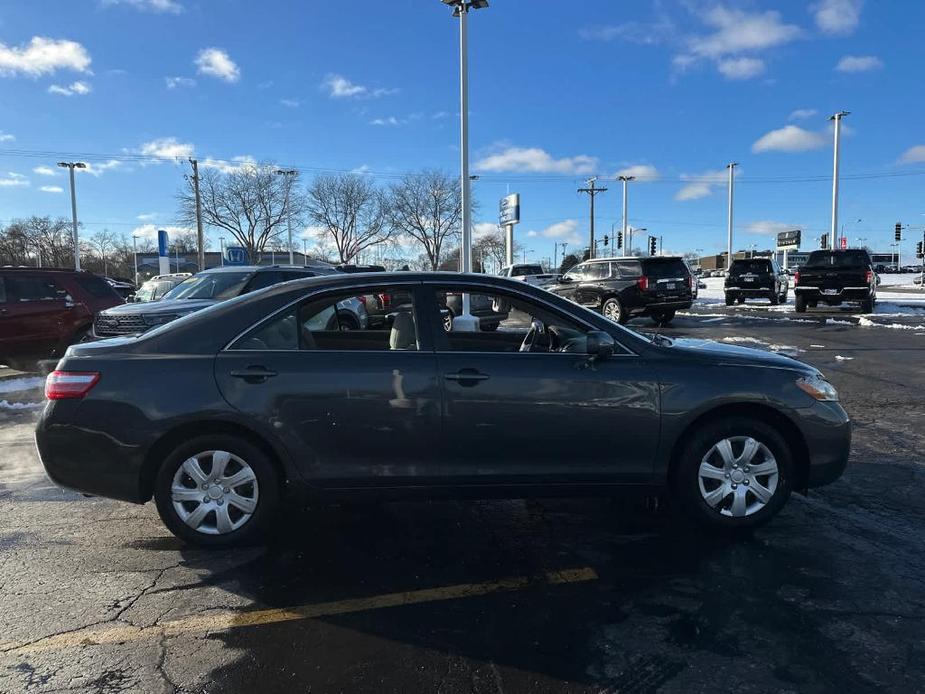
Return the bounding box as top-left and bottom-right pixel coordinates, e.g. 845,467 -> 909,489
688,275 -> 693,289
378,293 -> 392,308
45,371 -> 100,400
865,270 -> 873,284
793,271 -> 801,285
637,276 -> 649,291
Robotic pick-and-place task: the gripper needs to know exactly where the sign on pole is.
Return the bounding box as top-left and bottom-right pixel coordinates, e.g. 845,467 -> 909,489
499,194 -> 520,226
776,229 -> 801,251
225,246 -> 248,266
157,229 -> 171,275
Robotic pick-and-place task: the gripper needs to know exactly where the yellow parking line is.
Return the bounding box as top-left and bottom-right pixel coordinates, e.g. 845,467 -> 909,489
4,566 -> 597,655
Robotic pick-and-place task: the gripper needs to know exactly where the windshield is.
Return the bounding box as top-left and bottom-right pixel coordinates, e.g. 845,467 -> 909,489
134,282 -> 158,302
803,251 -> 870,269
161,272 -> 252,300
731,260 -> 772,274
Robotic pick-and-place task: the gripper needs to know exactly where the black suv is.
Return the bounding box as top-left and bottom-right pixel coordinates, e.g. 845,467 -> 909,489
550,256 -> 693,325
94,265 -> 336,338
724,258 -> 789,306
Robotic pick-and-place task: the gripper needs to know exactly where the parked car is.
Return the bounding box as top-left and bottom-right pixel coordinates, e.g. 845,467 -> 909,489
36,272 -> 851,547
793,250 -> 877,313
498,263 -> 559,288
93,265 -> 341,338
724,258 -> 789,305
549,256 -> 693,326
131,273 -> 192,303
105,277 -> 136,299
0,268 -> 123,371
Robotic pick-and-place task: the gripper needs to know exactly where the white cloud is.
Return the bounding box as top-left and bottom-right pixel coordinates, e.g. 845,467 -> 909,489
200,155 -> 257,174
899,145 -> 925,164
371,116 -> 404,126
473,222 -> 498,239
0,131 -> 15,142
165,76 -> 195,89
300,225 -> 326,240
139,137 -> 194,160
0,172 -> 29,187
788,108 -> 818,121
745,220 -> 799,236
351,164 -> 373,175
812,0 -> 862,36
137,212 -> 158,221
475,146 -> 597,175
48,80 -> 91,96
717,57 -> 765,80
195,48 -> 239,83
613,164 -> 659,181
675,169 -> 729,201
82,159 -> 122,177
526,230 -> 539,238
33,166 -> 56,176
322,74 -> 396,99
836,55 -> 882,73
0,37 -> 91,77
752,125 -> 826,153
578,20 -> 673,45
528,219 -> 583,245
279,98 -> 300,108
39,185 -> 63,193
102,0 -> 183,12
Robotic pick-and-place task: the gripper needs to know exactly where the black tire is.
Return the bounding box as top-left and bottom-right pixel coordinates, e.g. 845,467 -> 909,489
672,416 -> 794,532
736,297 -> 745,305
154,434 -> 280,548
337,312 -> 359,331
651,310 -> 676,327
601,297 -> 626,324
794,295 -> 807,313
725,294 -> 735,306
769,290 -> 779,305
780,291 -> 788,303
860,298 -> 874,313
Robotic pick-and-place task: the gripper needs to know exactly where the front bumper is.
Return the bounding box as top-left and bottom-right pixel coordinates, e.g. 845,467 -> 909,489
801,401 -> 851,489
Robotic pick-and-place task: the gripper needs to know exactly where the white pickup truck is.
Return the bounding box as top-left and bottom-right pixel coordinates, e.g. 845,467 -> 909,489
498,263 -> 559,288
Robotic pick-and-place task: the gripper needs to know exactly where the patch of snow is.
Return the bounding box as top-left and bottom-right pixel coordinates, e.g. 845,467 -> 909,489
722,337 -> 767,345
0,400 -> 42,410
0,377 -> 44,394
825,318 -> 854,325
810,344 -> 826,348
834,355 -> 853,361
857,316 -> 925,330
769,344 -> 804,354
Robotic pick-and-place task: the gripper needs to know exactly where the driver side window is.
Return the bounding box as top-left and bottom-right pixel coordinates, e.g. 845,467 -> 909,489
433,288 -> 591,354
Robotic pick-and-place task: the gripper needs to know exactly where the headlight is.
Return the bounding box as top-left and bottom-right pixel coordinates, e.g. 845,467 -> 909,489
143,313 -> 179,326
796,374 -> 839,401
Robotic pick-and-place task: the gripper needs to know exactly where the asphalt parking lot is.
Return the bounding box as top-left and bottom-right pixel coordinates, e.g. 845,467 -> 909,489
1,298 -> 925,693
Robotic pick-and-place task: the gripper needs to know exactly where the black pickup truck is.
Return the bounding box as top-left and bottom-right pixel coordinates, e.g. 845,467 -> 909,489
793,249 -> 878,313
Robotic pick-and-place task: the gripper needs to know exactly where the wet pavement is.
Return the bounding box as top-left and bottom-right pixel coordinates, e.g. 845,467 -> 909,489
1,305 -> 924,693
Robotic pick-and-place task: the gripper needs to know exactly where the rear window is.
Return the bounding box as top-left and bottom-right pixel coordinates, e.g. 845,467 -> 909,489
804,250 -> 871,268
511,264 -> 544,276
730,260 -> 772,274
74,274 -> 121,299
642,258 -> 690,279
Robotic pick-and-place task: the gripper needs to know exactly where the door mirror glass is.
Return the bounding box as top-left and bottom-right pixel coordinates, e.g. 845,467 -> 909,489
586,330 -> 614,359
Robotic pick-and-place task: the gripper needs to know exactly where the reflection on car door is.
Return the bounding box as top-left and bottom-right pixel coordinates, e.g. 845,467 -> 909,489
0,275 -> 69,360
427,284 -> 660,482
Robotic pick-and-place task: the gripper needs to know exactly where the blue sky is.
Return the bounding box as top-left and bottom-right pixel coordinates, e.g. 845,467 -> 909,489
1,0 -> 924,266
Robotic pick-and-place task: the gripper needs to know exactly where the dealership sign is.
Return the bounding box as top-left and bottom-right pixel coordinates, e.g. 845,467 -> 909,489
776,229 -> 801,251
499,193 -> 520,226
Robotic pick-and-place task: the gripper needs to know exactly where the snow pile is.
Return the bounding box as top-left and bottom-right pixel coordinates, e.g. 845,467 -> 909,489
825,318 -> 853,325
722,337 -> 767,345
0,400 -> 42,410
858,316 -> 925,330
0,377 -> 44,394
835,355 -> 854,361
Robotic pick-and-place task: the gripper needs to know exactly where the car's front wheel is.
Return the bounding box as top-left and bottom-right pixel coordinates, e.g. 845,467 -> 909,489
154,435 -> 279,547
673,417 -> 793,532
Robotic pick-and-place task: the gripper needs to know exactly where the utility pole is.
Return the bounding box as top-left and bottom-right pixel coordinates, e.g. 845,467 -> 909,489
618,175 -> 635,254
132,235 -> 138,285
578,177 -> 607,259
276,169 -> 297,264
219,237 -> 225,267
188,159 -> 204,271
303,239 -> 308,266
57,161 -> 86,270
830,111 -> 849,250
726,162 -> 738,271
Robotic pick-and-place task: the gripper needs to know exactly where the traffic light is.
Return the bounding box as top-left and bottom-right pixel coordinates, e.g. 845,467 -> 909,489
603,234 -> 609,247
895,223 -> 902,241
820,234 -> 829,249
648,236 -> 657,256
917,241 -> 924,259
616,231 -> 623,249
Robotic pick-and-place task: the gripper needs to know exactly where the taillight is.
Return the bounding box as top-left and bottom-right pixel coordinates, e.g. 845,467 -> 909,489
637,276 -> 649,291
793,271 -> 800,285
865,270 -> 873,284
378,293 -> 391,308
688,275 -> 693,289
45,371 -> 100,400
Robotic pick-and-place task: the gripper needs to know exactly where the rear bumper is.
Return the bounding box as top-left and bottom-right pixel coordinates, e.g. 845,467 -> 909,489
725,285 -> 775,297
631,299 -> 693,315
794,286 -> 871,302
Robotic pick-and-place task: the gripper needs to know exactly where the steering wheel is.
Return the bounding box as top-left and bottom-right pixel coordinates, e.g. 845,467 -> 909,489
519,319 -> 545,353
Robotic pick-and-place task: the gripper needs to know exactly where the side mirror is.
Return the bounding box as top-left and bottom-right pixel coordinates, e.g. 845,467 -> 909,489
586,330 -> 614,360
559,276 -> 573,283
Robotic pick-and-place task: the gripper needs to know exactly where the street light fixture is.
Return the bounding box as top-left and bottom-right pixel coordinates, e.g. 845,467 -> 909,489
58,162 -> 87,270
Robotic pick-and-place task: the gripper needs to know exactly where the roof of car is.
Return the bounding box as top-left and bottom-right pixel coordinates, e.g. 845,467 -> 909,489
583,255 -> 683,263
0,266 -> 96,274
197,264 -> 334,274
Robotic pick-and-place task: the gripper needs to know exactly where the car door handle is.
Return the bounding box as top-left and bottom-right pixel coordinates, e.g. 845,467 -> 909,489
445,369 -> 490,386
230,366 -> 278,382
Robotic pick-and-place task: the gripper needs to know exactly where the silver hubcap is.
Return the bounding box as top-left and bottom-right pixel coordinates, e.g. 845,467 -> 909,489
171,450 -> 259,535
603,301 -> 621,321
698,436 -> 779,517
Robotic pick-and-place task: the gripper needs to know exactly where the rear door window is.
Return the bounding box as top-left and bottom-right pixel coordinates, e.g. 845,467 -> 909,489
245,271 -> 283,292
584,263 -> 610,280
74,274 -> 121,299
613,260 -> 642,278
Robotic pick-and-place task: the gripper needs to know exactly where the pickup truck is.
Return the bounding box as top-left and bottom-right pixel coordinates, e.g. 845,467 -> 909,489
793,249 -> 878,313
498,263 -> 559,288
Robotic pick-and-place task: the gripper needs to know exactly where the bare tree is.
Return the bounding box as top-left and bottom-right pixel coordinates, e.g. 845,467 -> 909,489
305,174 -> 392,264
177,163 -> 299,261
387,169 -> 461,271
473,225 -> 510,273
83,229 -> 119,276
0,216 -> 76,267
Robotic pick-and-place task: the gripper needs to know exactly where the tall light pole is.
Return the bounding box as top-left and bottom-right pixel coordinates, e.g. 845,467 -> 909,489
618,175 -> 635,254
132,235 -> 139,285
219,237 -> 225,267
830,111 -> 849,250
276,168 -> 297,264
58,162 -> 86,270
726,162 -> 738,270
302,238 -> 308,266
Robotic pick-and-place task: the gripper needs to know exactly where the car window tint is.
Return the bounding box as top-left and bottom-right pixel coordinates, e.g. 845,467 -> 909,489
435,288 -> 591,354
644,258 -> 690,279
0,278 -> 6,304
246,271 -> 283,292
74,274 -> 120,299
613,260 -> 641,278
8,276 -> 62,301
563,264 -> 586,281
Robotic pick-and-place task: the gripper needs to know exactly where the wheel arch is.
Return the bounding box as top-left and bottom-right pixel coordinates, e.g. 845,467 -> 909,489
666,402 -> 811,491
140,419 -> 292,502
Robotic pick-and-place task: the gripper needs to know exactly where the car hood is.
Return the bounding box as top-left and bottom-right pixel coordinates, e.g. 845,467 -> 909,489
100,298 -> 217,316
667,337 -> 816,374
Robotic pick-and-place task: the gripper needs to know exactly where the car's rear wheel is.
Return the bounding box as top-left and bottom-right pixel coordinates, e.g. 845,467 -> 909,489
769,290 -> 779,305
602,297 -> 626,324
724,294 -> 735,306
673,417 -> 793,532
860,297 -> 874,313
154,434 -> 279,547
794,295 -> 807,313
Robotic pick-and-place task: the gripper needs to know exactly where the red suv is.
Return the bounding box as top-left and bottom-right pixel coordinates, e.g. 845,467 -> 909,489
0,268 -> 124,371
